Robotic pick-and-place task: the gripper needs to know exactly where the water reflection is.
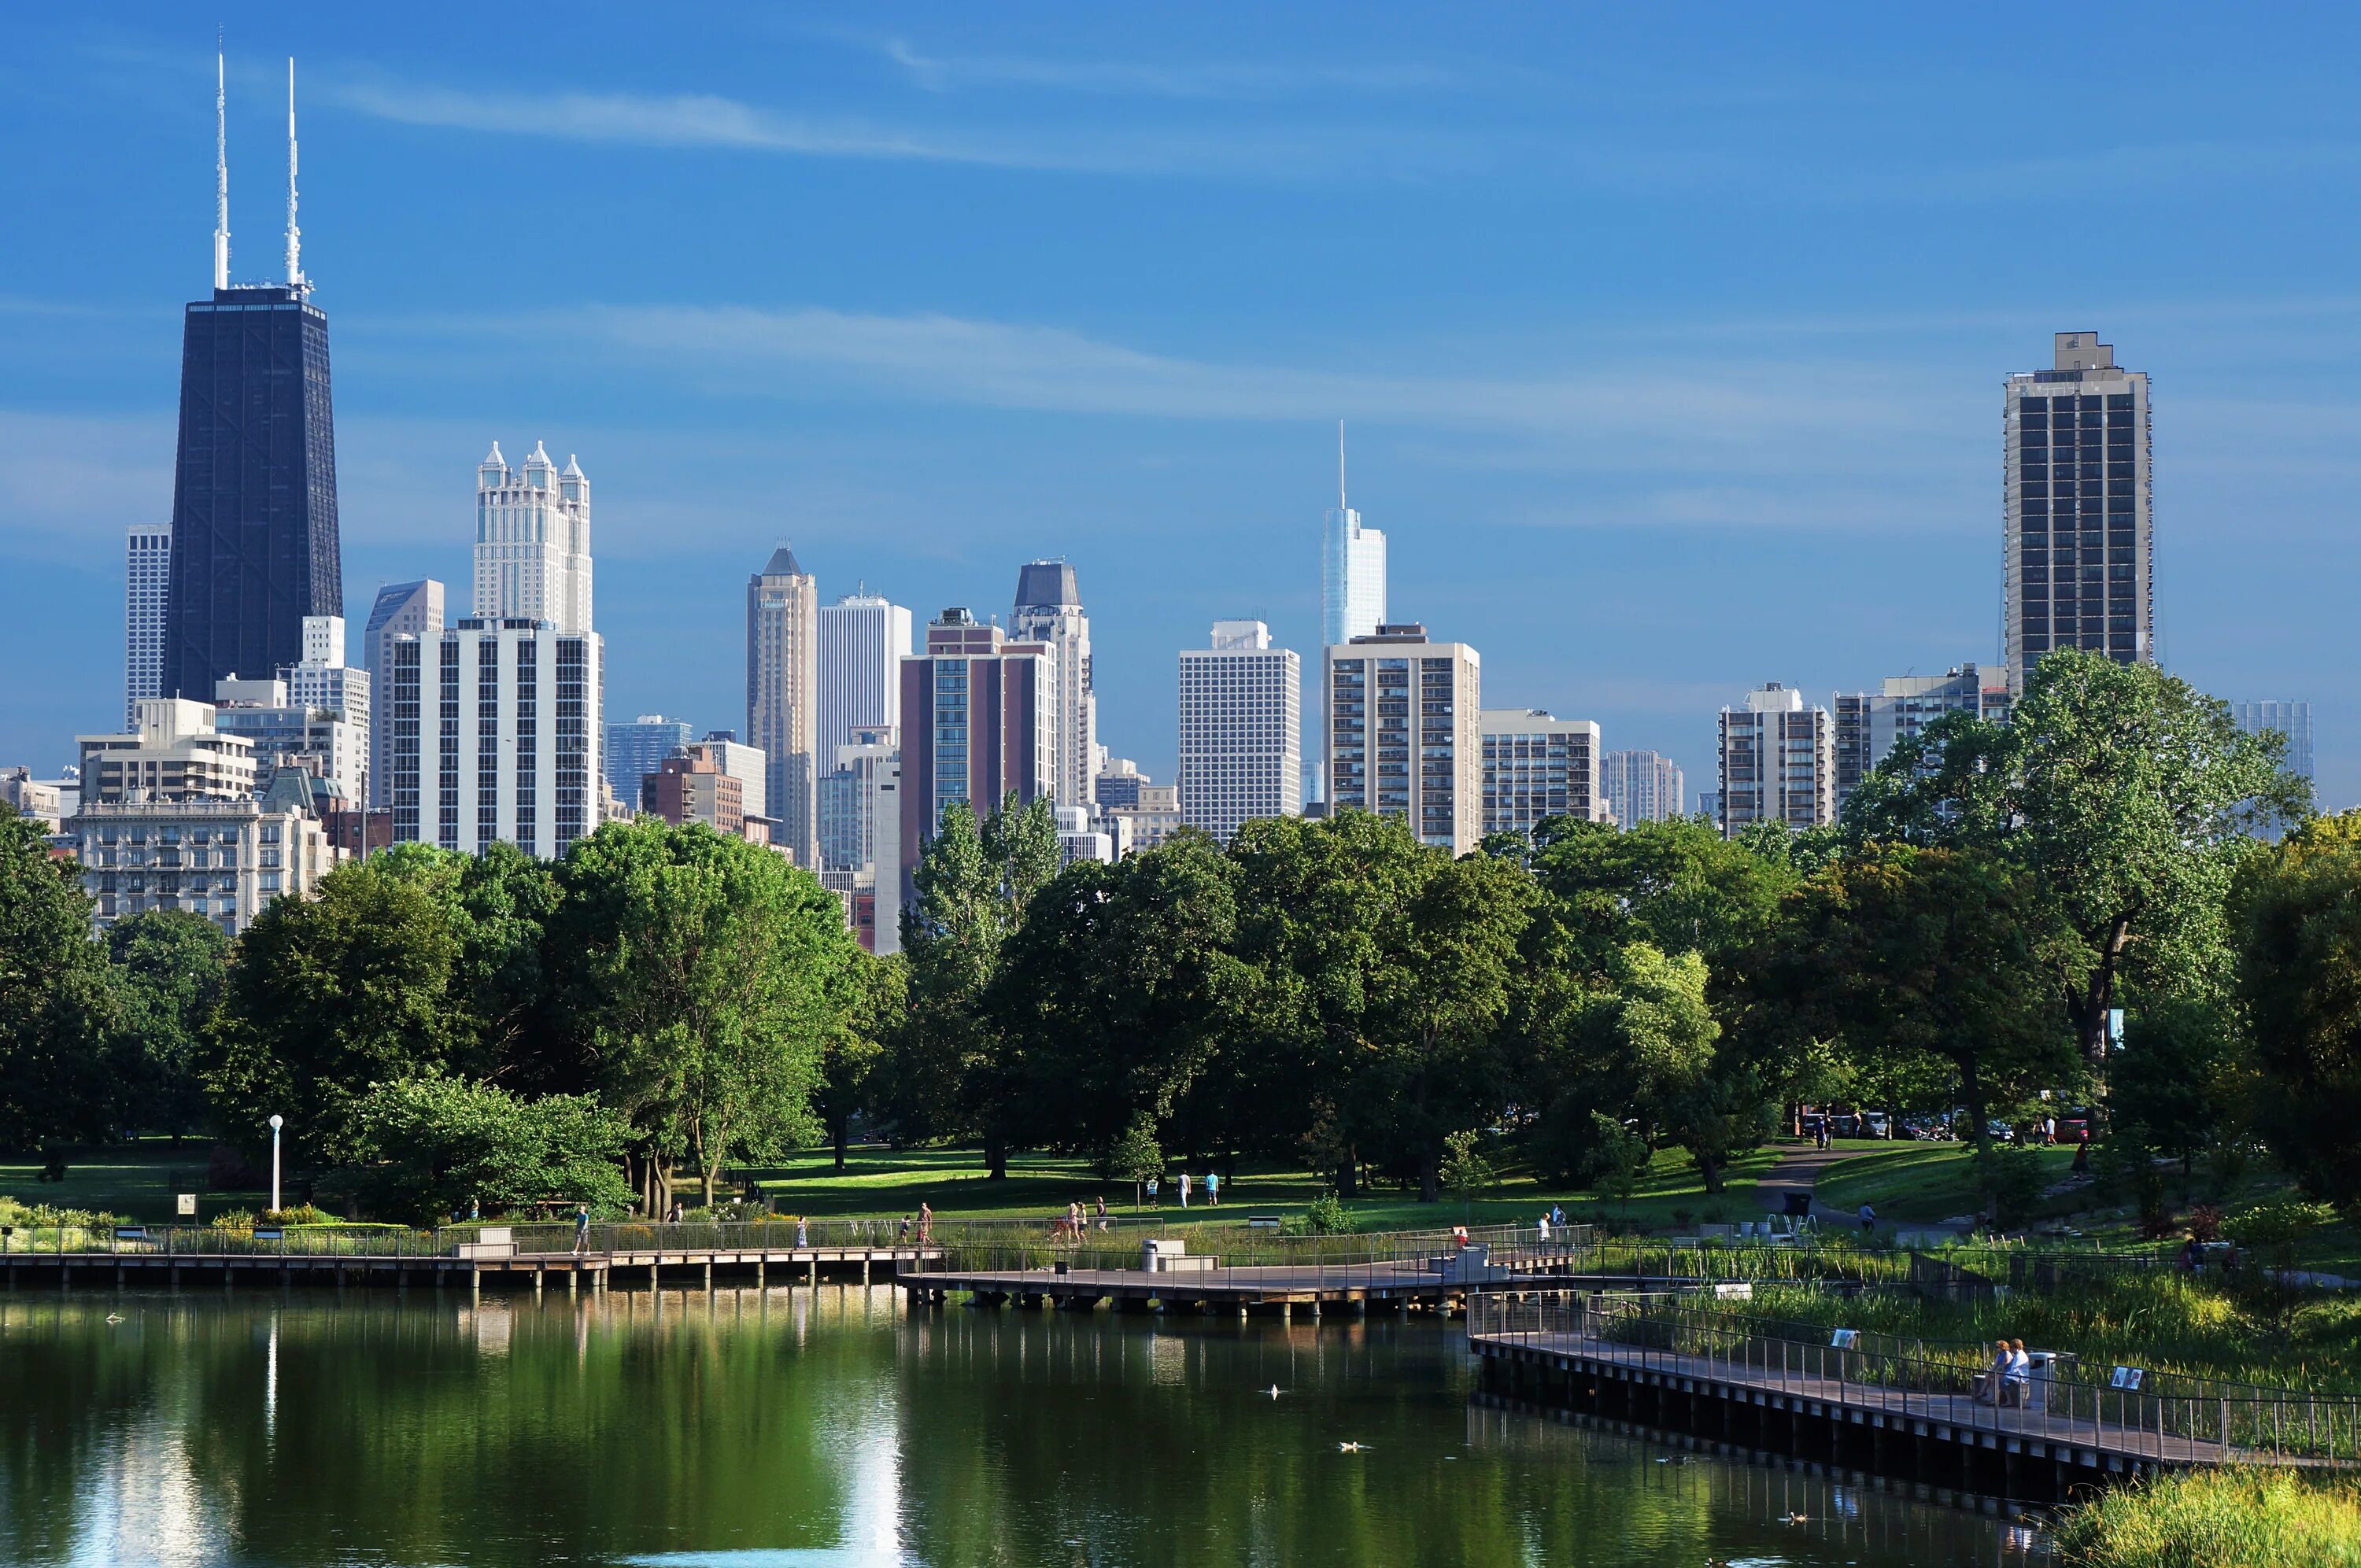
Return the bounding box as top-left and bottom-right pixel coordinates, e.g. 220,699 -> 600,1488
0,1289 -> 2054,1566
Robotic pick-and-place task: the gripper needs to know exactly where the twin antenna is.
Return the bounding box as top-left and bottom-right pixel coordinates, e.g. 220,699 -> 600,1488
212,43 -> 309,296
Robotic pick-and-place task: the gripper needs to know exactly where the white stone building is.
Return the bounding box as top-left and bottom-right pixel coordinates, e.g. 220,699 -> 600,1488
1177,619 -> 1301,844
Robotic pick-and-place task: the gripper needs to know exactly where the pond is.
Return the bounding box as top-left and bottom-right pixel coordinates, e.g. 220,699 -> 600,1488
0,1288 -> 2055,1566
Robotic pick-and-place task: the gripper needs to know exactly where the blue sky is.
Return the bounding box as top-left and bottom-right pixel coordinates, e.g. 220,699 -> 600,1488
4,6 -> 2359,806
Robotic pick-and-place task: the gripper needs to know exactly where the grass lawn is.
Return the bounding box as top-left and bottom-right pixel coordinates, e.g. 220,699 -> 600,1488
0,1140 -> 263,1223
1816,1142 -> 2083,1224
748,1142 -> 1788,1232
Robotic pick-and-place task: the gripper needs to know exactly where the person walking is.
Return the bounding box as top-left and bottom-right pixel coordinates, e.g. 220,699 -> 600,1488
795,1215 -> 809,1249
1178,1172 -> 1191,1209
1096,1195 -> 1108,1231
2004,1340 -> 2032,1408
918,1201 -> 933,1245
1206,1171 -> 1219,1207
1857,1201 -> 1877,1236
572,1203 -> 591,1255
1538,1211 -> 1552,1244
1146,1175 -> 1159,1208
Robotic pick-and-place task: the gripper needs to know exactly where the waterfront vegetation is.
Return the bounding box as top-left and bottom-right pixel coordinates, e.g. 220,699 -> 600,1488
2051,1469 -> 2361,1566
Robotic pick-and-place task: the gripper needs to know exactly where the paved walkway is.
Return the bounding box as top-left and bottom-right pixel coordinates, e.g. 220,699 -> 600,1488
1754,1142 -> 1967,1245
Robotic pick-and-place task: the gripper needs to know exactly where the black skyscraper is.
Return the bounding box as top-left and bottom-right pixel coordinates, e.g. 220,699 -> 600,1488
161,282 -> 342,700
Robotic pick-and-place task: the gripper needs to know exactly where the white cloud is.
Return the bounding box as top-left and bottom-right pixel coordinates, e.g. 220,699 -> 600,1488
877,37 -> 1454,100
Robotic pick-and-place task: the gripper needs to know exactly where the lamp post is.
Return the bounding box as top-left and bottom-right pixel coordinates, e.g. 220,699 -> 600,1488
268,1115 -> 284,1214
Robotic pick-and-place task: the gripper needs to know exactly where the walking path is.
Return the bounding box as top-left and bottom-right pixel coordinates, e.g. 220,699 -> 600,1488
1754,1142 -> 1967,1246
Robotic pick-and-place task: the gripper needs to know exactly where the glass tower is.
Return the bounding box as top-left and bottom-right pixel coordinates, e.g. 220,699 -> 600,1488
161,283 -> 342,702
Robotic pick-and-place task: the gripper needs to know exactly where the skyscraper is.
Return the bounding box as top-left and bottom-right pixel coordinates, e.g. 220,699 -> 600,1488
163,57 -> 342,704
1324,623 -> 1480,855
1717,683 -> 1834,837
2232,700 -> 2315,782
818,592 -> 912,765
747,546 -> 819,867
1320,426 -> 1387,650
898,609 -> 1054,907
475,441 -> 592,632
1177,619 -> 1302,844
125,525 -> 170,727
2004,332 -> 2152,693
1831,665 -> 2011,812
1480,710 -> 1603,837
360,579 -> 443,809
1011,561 -> 1096,809
604,714 -> 693,810
1601,750 -> 1685,828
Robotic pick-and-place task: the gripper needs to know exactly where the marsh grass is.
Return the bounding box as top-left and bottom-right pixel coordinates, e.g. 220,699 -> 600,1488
2052,1469 -> 2361,1566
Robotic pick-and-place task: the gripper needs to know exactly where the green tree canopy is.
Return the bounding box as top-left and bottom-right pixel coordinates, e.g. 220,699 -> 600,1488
105,910 -> 231,1139
0,806 -> 117,1151
338,1073 -> 633,1225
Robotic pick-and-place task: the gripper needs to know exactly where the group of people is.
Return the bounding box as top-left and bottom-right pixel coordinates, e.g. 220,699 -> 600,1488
1535,1205 -> 1568,1241
1051,1197 -> 1110,1241
1975,1339 -> 2035,1407
1142,1171 -> 1219,1208
897,1203 -> 933,1245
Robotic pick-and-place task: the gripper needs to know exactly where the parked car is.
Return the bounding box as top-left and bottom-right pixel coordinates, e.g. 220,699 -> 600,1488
1986,1120 -> 2016,1144
1860,1112 -> 1892,1139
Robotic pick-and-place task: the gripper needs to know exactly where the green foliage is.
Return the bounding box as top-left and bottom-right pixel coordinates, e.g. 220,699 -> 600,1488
1104,1115 -> 1162,1186
105,911 -> 230,1138
2113,995 -> 2247,1172
2232,812 -> 2361,1221
1284,1194 -> 1355,1235
1439,1129 -> 1497,1210
547,819 -> 856,1206
0,806 -> 120,1151
339,1073 -> 633,1225
1970,1142 -> 2049,1228
2050,1468 -> 2361,1567
2095,1126 -> 2175,1237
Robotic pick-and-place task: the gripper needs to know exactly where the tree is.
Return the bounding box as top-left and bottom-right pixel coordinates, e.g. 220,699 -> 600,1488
2112,996 -> 2248,1176
0,806 -> 118,1152
1439,1128 -> 1497,1219
549,820 -> 856,1208
815,950 -> 903,1172
338,1073 -> 633,1225
1779,846 -> 2081,1157
2230,812 -> 2361,1220
105,911 -> 231,1140
1108,1114 -> 1162,1209
369,841 -> 562,1085
205,860 -> 464,1172
1846,650 -> 2308,1071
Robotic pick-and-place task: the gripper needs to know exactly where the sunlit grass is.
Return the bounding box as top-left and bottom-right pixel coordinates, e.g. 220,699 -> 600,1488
2052,1469 -> 2361,1566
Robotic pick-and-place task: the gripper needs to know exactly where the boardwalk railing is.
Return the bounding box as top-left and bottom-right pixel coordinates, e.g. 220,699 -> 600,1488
1469,1289 -> 2361,1465
907,1220 -> 1598,1279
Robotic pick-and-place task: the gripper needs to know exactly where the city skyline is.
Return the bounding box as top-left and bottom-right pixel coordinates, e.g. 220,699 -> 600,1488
4,11 -> 2358,810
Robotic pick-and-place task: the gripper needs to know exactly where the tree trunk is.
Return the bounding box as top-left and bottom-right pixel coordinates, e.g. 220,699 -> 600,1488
1419,1152 -> 1439,1205
1698,1153 -> 1723,1194
1336,1153 -> 1359,1201
985,1136 -> 1007,1181
832,1110 -> 850,1173
1960,1053 -> 1990,1157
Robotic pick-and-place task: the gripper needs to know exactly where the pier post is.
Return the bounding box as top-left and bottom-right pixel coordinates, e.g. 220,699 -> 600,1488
757,1256 -> 767,1287
809,1256 -> 819,1289
704,1260 -> 713,1292
650,1260 -> 659,1289
470,1266 -> 481,1298
567,1267 -> 578,1299
1280,1303 -> 1291,1325
534,1267 -> 545,1300
863,1255 -> 870,1286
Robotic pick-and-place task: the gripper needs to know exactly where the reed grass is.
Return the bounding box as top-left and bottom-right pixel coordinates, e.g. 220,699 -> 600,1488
2052,1469 -> 2361,1566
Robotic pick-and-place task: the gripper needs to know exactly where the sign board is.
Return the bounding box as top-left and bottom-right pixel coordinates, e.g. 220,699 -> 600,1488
1713,1282 -> 1754,1301
252,1227 -> 283,1241
177,1194 -> 198,1217
1829,1329 -> 1861,1350
2110,1365 -> 2145,1391
2108,1009 -> 2126,1049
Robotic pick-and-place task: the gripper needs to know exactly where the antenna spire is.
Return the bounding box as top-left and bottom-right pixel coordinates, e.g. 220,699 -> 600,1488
283,57 -> 306,295
212,40 -> 229,290
1337,419 -> 1347,512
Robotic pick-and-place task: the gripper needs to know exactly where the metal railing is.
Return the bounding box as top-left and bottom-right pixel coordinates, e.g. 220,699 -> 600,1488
0,1224 -> 439,1260
1468,1290 -> 2361,1465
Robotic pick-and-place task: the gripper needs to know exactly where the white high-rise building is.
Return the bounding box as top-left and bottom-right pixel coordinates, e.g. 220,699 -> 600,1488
277,614 -> 370,804
475,441 -> 593,632
1602,750 -> 1686,828
1717,683 -> 1834,838
1321,429 -> 1387,650
697,731 -> 768,823
1324,623 -> 1480,855
125,525 -> 170,728
747,545 -> 819,868
2004,332 -> 2152,693
1011,561 -> 1097,810
382,620 -> 604,858
361,580 -> 444,809
818,592 -> 912,763
1177,619 -> 1302,844
1480,710 -> 1604,837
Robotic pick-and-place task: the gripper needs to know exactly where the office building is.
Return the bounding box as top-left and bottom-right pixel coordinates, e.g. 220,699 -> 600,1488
382,618 -> 604,858
897,608 -> 1053,905
1057,804 -> 1115,866
1095,758 -> 1150,810
71,793 -> 330,938
1,769 -> 67,832
1480,709 -> 1604,838
361,579 -> 444,808
818,726 -> 897,873
475,441 -> 592,633
1717,684 -> 1834,837
1602,750 -> 1686,829
271,614 -> 369,799
1831,664 -> 2012,810
1324,623 -> 1481,855
2233,700 -> 2315,781
1697,790 -> 1722,830
125,525 -> 170,727
1011,561 -> 1098,809
696,731 -> 767,825
164,61 -> 341,703
1177,619 -> 1302,844
1107,783 -> 1182,855
640,747 -> 745,838
212,673 -> 366,809
2004,332 -> 2153,693
604,714 -> 694,814
78,699 -> 257,805
1321,430 -> 1387,649
818,592 -> 911,762
747,545 -> 819,867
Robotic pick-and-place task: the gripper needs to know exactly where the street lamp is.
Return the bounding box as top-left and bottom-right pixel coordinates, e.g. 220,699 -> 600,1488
268,1115 -> 284,1214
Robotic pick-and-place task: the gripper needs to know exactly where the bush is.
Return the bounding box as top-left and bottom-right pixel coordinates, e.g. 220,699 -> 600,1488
2186,1203 -> 2224,1244
2050,1468 -> 2361,1566
1975,1143 -> 2049,1228
0,1196 -> 127,1230
260,1205 -> 337,1227
2096,1128 -> 2173,1236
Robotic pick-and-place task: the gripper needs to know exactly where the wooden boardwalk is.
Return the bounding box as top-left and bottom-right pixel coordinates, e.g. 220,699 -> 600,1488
2,1244 -> 943,1294
1472,1326 -> 2231,1499
898,1247 -> 1613,1315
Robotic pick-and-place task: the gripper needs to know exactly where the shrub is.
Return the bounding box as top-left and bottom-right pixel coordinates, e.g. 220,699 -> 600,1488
1975,1143 -> 2049,1228
2049,1468 -> 2361,1566
260,1205 -> 337,1227
2186,1203 -> 2224,1244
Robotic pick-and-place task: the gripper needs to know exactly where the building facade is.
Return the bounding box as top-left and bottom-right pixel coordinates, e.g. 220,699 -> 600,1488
2233,700 -> 2315,782
1177,619 -> 1302,844
361,579 -> 443,808
696,732 -> 767,825
818,725 -> 897,873
896,608 -> 1053,908
1717,684 -> 1834,837
78,699 -> 257,805
163,283 -> 342,703
1601,749 -> 1686,828
1831,664 -> 2011,811
817,592 -> 911,765
604,714 -> 693,814
212,674 -> 367,810
746,546 -> 819,867
1480,709 -> 1603,838
474,441 -> 592,633
71,795 -> 329,938
381,619 -> 604,858
640,747 -> 745,838
1011,561 -> 1097,810
126,525 -> 170,727
1323,624 -> 1481,855
2004,332 -> 2153,693
1321,448 -> 1387,649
